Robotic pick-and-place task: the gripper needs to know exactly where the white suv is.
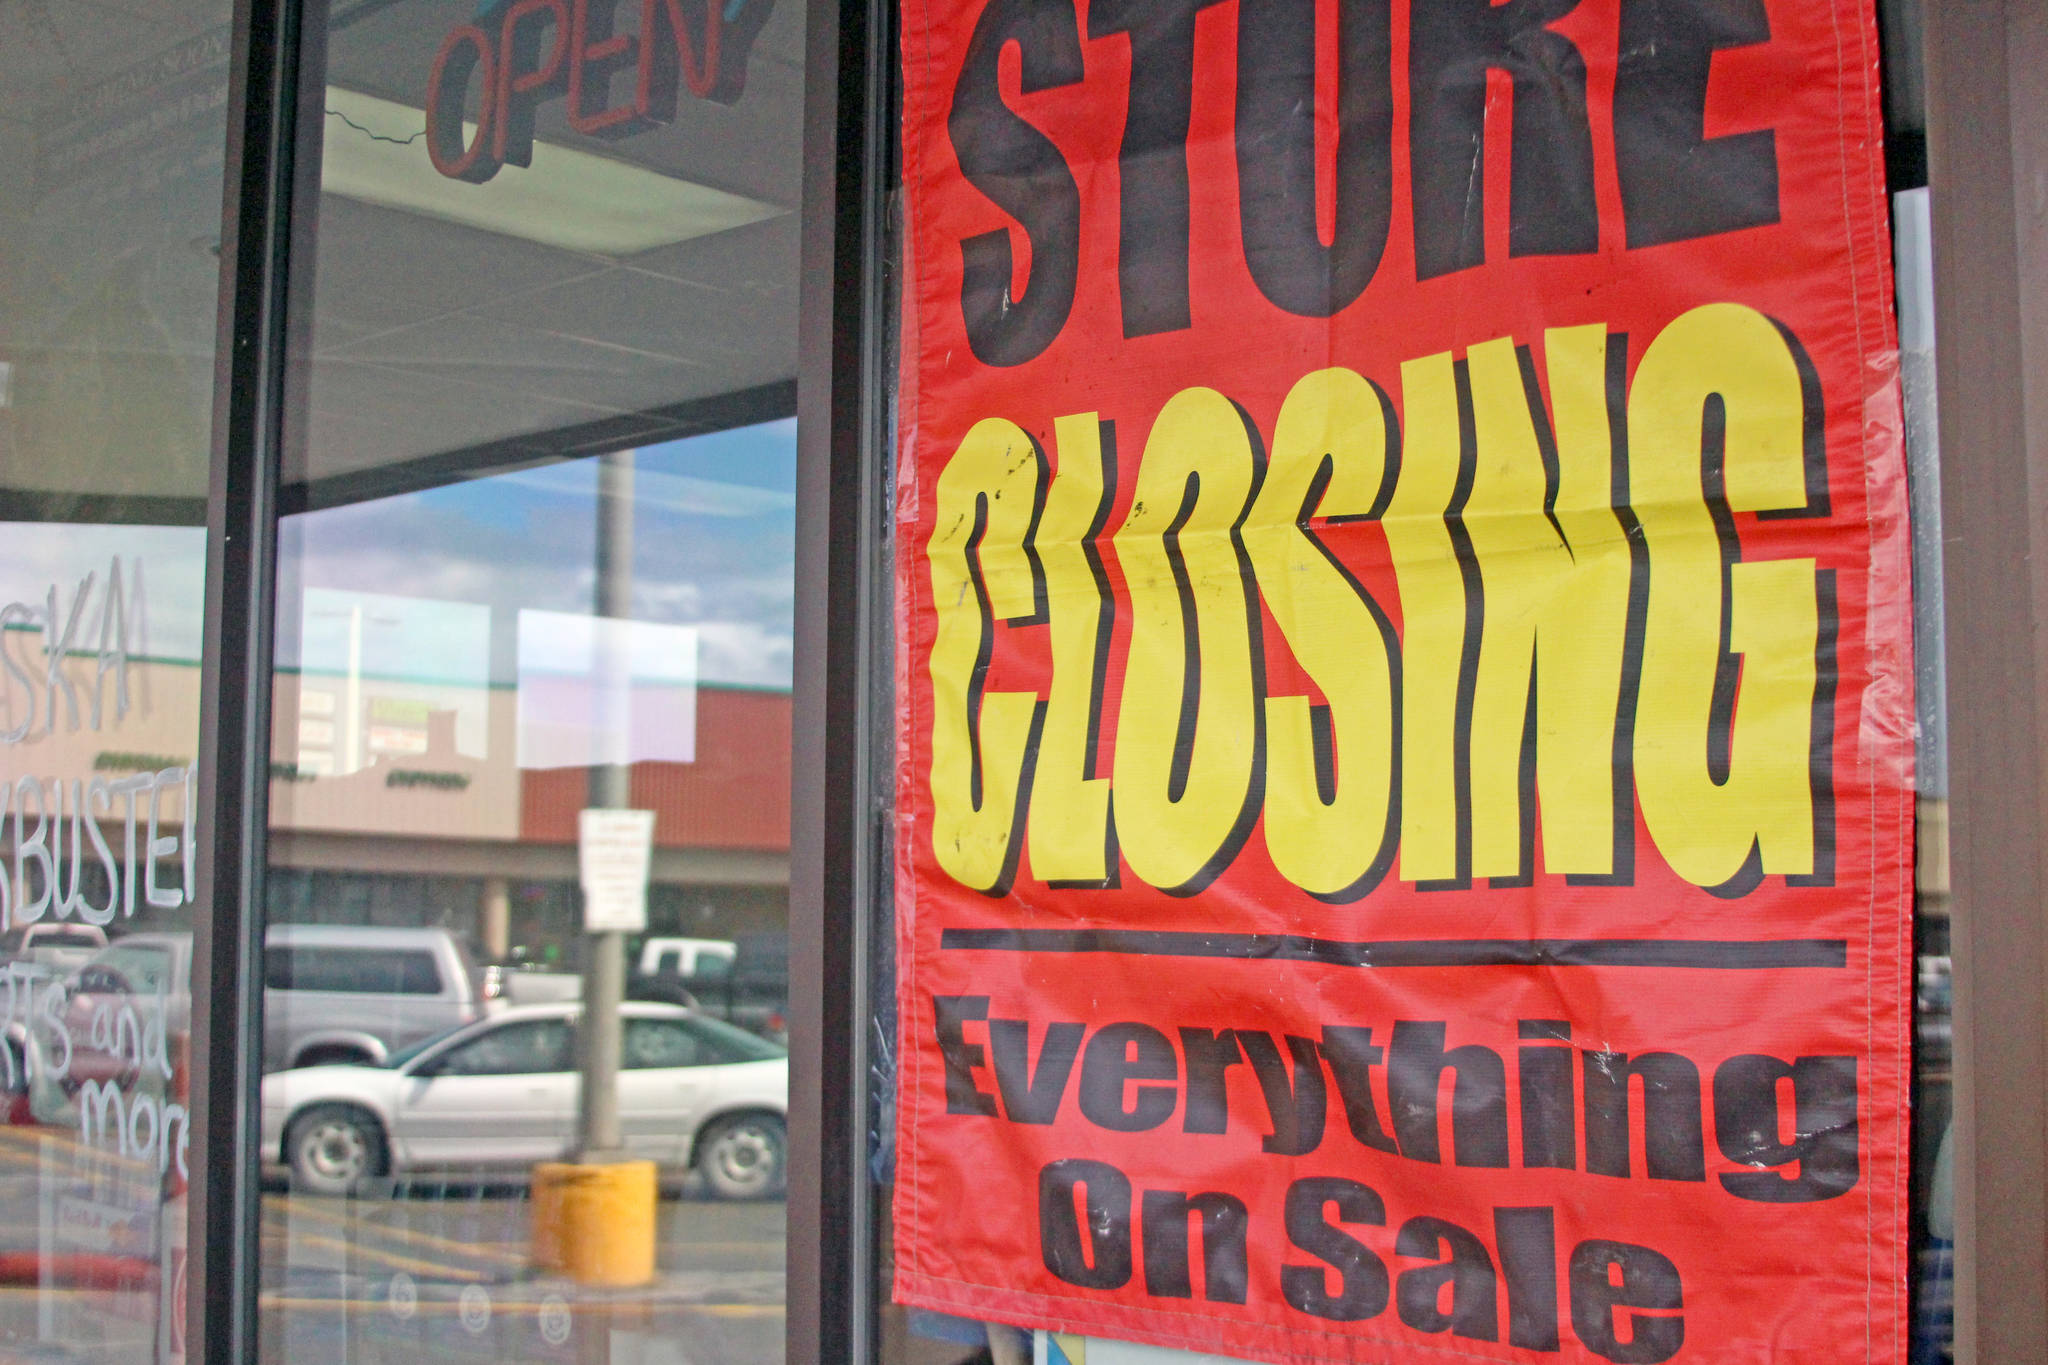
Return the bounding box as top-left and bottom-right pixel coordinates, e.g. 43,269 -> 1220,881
262,924 -> 493,1071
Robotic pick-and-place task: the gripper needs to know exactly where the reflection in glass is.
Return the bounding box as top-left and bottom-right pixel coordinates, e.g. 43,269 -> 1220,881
263,431 -> 797,1362
0,0 -> 230,1356
262,0 -> 804,1348
1896,186 -> 1953,1365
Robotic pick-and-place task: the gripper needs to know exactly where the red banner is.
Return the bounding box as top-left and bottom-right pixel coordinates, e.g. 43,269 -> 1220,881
893,0 -> 1911,1361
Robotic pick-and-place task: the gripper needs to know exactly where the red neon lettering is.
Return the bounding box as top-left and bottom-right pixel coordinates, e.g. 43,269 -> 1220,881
568,0 -> 651,138
425,24 -> 501,183
420,0 -> 756,181
634,0 -> 724,125
493,0 -> 573,167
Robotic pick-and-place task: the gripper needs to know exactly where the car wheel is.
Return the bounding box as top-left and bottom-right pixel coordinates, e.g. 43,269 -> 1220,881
695,1114 -> 785,1200
287,1105 -> 386,1196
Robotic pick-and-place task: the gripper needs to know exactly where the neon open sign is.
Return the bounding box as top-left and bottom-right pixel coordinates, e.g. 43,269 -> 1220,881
424,0 -> 772,183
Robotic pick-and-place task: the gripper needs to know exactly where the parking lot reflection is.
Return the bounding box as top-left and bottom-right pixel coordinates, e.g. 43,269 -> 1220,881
259,1187 -> 787,1365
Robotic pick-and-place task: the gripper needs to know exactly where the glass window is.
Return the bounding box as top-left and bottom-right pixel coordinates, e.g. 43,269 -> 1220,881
255,0 -> 806,1358
34,929 -> 107,951
622,1016 -> 701,1069
683,1014 -> 784,1063
79,944 -> 176,1000
265,946 -> 444,994
0,0 -> 229,1356
380,1030 -> 455,1071
427,1019 -> 575,1077
1896,184 -> 1955,1365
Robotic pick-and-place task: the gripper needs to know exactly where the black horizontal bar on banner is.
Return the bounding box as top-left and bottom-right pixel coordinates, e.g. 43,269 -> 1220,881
938,929 -> 1849,970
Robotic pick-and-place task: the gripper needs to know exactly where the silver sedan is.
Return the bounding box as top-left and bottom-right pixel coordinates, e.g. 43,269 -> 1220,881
259,1002 -> 787,1199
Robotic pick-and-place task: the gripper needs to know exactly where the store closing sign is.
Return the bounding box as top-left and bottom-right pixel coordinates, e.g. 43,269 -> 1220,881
892,0 -> 1911,1360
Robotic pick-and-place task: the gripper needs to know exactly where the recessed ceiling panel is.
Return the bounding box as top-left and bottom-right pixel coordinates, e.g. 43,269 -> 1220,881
295,0 -> 808,503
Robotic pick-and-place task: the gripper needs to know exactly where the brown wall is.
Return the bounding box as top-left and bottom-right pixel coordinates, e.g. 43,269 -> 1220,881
520,687 -> 792,851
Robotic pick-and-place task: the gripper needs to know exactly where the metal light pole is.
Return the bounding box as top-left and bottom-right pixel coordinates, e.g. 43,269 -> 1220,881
532,447 -> 655,1296
578,447 -> 632,1159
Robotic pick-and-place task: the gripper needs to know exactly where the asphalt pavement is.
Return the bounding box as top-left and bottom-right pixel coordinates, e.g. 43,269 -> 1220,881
257,1188 -> 786,1365
0,1125 -> 787,1365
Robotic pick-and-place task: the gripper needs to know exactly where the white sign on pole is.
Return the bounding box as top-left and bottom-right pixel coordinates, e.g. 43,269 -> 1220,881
578,808 -> 656,932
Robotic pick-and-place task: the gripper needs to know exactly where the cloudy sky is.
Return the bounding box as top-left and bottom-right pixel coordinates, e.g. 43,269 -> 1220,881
279,417 -> 797,690
0,416 -> 797,691
0,523 -> 208,664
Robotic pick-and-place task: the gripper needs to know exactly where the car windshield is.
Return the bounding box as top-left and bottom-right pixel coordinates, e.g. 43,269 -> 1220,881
379,1026 -> 471,1070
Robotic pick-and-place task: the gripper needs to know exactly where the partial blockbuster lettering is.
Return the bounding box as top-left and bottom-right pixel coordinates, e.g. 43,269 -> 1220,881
0,768 -> 198,927
0,558 -> 135,747
924,304 -> 1835,900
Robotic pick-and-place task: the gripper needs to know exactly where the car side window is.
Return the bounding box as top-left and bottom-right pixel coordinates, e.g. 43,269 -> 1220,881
428,1019 -> 574,1077
393,952 -> 442,994
681,1015 -> 786,1063
269,947 -> 444,994
86,947 -> 170,996
622,1018 -> 704,1069
76,965 -> 121,994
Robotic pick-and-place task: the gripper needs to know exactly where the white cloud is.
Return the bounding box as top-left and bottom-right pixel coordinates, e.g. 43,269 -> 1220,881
0,523 -> 208,663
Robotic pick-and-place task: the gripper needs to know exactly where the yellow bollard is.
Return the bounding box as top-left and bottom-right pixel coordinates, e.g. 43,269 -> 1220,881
530,1160 -> 657,1286
531,1164 -> 568,1272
